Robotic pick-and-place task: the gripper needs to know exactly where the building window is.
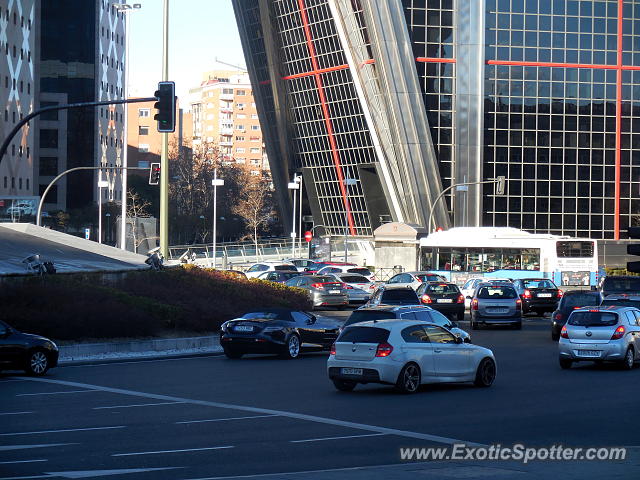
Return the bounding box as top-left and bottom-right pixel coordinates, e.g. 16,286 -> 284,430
236,147 -> 245,153
138,108 -> 150,117
250,136 -> 260,142
19,178 -> 22,189
236,124 -> 245,130
3,177 -> 6,188
236,89 -> 246,95
250,147 -> 260,154
39,185 -> 58,204
39,129 -> 58,148
39,157 -> 58,176
251,114 -> 258,119
236,158 -> 246,164
222,88 -> 233,95
236,113 -> 246,119
138,126 -> 149,135
250,125 -> 260,131
138,144 -> 150,153
237,103 -> 245,109
235,136 -> 245,141
250,170 -> 260,176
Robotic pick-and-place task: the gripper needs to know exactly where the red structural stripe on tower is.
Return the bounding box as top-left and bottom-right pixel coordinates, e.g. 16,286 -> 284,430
282,63 -> 351,80
296,0 -> 356,235
416,57 -> 456,63
615,0 -> 623,239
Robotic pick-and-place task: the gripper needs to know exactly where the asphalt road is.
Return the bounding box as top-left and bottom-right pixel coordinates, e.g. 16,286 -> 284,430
1,312 -> 639,480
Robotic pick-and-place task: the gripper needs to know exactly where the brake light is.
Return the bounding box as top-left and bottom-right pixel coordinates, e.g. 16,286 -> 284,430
522,289 -> 532,299
375,342 -> 393,357
516,298 -> 522,310
421,294 -> 432,304
311,283 -> 324,289
330,343 -> 336,355
554,313 -> 563,321
557,289 -> 564,298
560,325 -> 569,339
457,294 -> 464,303
611,325 -> 626,340
471,298 -> 479,310
343,284 -> 353,289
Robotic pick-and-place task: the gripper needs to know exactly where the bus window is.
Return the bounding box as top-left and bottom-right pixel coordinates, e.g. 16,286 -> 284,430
484,250 -> 501,272
468,249 -> 482,272
503,249 -> 522,270
522,248 -> 540,270
451,249 -> 465,271
437,248 -> 451,270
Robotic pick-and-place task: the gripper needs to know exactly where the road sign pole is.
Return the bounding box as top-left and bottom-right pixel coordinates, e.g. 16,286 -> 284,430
159,0 -> 170,259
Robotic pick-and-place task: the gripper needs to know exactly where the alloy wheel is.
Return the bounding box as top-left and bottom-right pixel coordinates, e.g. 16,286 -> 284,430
624,348 -> 634,370
403,364 -> 420,392
30,351 -> 48,375
288,335 -> 300,358
480,359 -> 496,386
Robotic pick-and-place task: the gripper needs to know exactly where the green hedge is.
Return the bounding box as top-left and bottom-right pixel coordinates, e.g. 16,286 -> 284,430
604,268 -> 640,277
0,266 -> 312,341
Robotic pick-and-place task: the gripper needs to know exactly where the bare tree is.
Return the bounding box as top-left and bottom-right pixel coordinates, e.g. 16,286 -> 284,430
232,171 -> 276,258
127,189 -> 151,253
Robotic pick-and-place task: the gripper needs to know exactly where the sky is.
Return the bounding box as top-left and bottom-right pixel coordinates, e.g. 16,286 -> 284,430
127,0 -> 246,105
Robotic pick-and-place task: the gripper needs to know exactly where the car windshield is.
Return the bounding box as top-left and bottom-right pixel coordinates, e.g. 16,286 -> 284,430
338,326 -> 390,343
523,279 -> 556,289
477,286 -> 517,299
241,311 -> 289,321
425,283 -> 459,294
347,268 -> 371,276
380,290 -> 419,304
344,311 -> 395,327
416,274 -> 443,282
274,265 -> 296,271
568,311 -> 618,327
561,293 -> 600,309
603,277 -> 640,291
341,275 -> 369,283
600,299 -> 640,308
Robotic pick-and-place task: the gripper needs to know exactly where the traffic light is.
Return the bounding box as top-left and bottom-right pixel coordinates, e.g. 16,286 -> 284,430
154,81 -> 176,133
149,163 -> 161,185
627,227 -> 640,272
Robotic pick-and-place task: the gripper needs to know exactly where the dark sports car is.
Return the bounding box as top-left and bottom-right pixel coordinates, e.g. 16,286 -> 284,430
0,320 -> 59,375
220,309 -> 340,359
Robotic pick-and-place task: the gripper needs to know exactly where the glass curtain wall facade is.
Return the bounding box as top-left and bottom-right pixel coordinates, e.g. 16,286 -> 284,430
234,0 -> 640,240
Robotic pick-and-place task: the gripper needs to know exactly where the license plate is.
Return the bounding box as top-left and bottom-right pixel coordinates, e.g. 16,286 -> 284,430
487,308 -> 507,314
329,289 -> 341,294
234,326 -> 253,332
538,293 -> 552,298
437,299 -> 453,303
341,368 -> 363,376
577,350 -> 601,357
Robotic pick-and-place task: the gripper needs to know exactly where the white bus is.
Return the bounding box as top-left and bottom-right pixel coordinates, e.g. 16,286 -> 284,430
419,227 -> 598,287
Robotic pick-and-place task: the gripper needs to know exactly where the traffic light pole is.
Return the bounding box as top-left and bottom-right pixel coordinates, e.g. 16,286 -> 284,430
159,0 -> 170,259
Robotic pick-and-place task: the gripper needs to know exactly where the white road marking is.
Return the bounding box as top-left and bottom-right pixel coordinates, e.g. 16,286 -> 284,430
0,426 -> 126,436
0,460 -> 47,465
0,444 -> 76,452
18,377 -> 483,447
0,412 -> 33,416
112,446 -> 234,457
290,433 -> 387,443
0,467 -> 185,480
176,415 -> 278,424
17,390 -> 95,397
93,401 -> 185,410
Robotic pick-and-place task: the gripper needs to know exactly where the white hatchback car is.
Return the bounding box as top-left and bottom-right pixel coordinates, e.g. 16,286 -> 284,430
328,319 -> 496,393
317,265 -> 376,282
245,262 -> 297,278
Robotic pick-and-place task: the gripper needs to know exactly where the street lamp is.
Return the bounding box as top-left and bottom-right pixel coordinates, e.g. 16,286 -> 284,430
211,169 -> 224,269
343,178 -> 357,263
105,213 -> 111,244
113,2 -> 142,251
287,175 -> 301,258
97,175 -> 109,244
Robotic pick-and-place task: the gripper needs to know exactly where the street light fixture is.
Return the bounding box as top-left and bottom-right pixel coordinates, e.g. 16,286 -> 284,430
287,175 -> 301,258
113,2 -> 142,251
211,169 -> 224,269
343,178 -> 357,263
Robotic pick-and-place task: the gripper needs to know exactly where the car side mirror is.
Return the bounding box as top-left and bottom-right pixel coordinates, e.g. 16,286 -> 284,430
455,336 -> 463,344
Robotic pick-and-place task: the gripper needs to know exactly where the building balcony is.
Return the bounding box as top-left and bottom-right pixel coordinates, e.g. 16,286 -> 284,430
220,93 -> 234,101
219,140 -> 233,146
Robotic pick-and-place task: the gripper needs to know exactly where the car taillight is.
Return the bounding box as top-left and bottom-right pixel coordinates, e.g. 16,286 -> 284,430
421,294 -> 432,304
369,284 -> 376,290
557,290 -> 564,298
343,284 -> 353,289
471,298 -> 479,310
515,298 -> 522,310
375,342 -> 393,357
611,325 -> 626,340
311,283 -> 323,289
560,325 -> 569,339
522,289 -> 532,299
457,294 -> 464,303
330,343 -> 336,355
554,313 -> 563,321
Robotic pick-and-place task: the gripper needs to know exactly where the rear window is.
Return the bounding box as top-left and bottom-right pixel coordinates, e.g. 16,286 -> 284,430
341,275 -> 369,283
477,286 -> 517,299
347,268 -> 371,276
600,299 -> 640,308
344,311 -> 395,327
568,311 -> 618,327
416,274 -> 445,282
425,283 -> 460,294
602,277 -> 640,292
274,264 -> 296,271
561,293 -> 601,309
312,276 -> 337,283
556,241 -> 594,258
281,272 -> 300,279
380,289 -> 419,304
338,326 -> 390,343
523,279 -> 556,289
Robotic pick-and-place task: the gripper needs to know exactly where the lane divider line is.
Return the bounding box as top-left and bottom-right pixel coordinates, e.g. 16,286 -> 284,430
290,433 -> 387,443
176,415 -> 279,425
112,446 -> 234,457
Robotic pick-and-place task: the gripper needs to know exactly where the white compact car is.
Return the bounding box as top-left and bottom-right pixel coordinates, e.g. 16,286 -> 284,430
317,265 -> 376,282
327,319 -> 496,393
245,262 -> 297,278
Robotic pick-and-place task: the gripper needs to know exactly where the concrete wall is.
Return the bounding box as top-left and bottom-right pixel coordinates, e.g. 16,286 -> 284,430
375,241 -> 418,271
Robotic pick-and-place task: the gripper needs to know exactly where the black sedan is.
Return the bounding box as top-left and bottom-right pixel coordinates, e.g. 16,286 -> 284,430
220,309 -> 340,359
512,278 -> 562,315
415,282 -> 465,320
0,320 -> 59,375
550,290 -> 602,340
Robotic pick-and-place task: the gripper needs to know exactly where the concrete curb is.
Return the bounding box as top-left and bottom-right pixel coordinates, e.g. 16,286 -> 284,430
59,336 -> 223,365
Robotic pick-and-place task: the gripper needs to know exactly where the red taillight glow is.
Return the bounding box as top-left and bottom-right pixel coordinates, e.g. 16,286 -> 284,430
471,298 -> 479,310
343,284 -> 353,289
421,294 -> 432,304
560,325 -> 569,339
611,325 -> 626,340
375,342 -> 393,357
330,343 -> 336,355
554,313 -> 563,320
515,298 -> 522,310
522,289 -> 532,299
311,283 -> 323,289
457,294 -> 464,303
557,290 -> 564,298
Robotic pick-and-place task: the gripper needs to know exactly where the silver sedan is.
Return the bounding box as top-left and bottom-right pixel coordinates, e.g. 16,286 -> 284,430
326,273 -> 376,304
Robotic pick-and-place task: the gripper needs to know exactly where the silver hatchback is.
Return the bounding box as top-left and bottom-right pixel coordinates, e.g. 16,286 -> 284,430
470,283 -> 522,330
558,306 -> 640,370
